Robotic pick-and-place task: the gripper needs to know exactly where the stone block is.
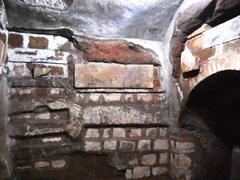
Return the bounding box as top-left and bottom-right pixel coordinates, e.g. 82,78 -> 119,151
103,94 -> 122,102
28,36 -> 49,49
103,128 -> 111,138
141,154 -> 157,165
84,141 -> 101,151
85,129 -> 100,138
176,142 -> 195,150
128,128 -> 142,138
154,139 -> 169,150
152,167 -> 168,176
74,63 -> 154,89
125,169 -> 133,179
113,128 -> 126,138
146,128 -> 157,137
42,137 -> 63,143
159,152 -> 168,164
51,159 -> 66,169
8,33 -> 23,48
35,112 -> 50,119
132,166 -> 151,178
104,140 -> 117,151
34,161 -> 50,168
119,141 -> 135,151
138,140 -> 151,151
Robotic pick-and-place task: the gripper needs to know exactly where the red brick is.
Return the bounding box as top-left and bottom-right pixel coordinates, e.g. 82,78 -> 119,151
8,33 -> 23,48
75,38 -> 160,65
28,36 -> 48,49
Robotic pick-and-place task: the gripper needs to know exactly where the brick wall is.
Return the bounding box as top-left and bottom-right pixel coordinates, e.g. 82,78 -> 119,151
1,30 -> 175,179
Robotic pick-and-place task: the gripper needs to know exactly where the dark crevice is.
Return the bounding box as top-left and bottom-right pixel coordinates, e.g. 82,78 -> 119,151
7,27 -> 75,42
183,69 -> 200,79
84,124 -> 169,128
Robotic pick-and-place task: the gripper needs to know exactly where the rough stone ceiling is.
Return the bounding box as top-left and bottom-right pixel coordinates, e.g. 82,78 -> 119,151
4,0 -> 184,40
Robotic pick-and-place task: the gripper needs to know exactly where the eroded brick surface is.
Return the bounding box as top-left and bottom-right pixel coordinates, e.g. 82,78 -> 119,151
74,63 -> 154,89
8,33 -> 23,48
5,30 -> 168,180
28,36 -> 49,49
132,166 -> 150,178
141,154 -> 157,165
75,38 -> 160,65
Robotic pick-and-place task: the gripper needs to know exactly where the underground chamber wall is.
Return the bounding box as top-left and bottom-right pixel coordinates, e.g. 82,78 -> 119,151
179,70 -> 240,180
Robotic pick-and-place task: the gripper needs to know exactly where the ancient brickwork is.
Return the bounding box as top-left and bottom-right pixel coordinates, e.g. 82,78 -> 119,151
180,16 -> 240,97
169,128 -> 196,180
3,29 -> 174,179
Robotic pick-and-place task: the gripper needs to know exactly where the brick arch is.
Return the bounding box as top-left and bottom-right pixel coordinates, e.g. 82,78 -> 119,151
183,70 -> 240,143
177,70 -> 238,180
179,18 -> 240,98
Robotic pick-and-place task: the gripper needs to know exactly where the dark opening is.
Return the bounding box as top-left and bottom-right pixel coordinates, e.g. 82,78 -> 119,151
185,70 -> 240,144
178,70 -> 240,180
